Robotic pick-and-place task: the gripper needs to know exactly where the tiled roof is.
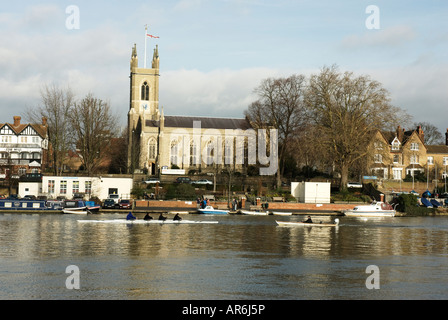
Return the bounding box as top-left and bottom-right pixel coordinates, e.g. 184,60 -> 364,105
146,116 -> 252,130
426,145 -> 448,154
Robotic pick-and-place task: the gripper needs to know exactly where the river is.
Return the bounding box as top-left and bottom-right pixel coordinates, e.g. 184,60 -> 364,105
1,212 -> 448,300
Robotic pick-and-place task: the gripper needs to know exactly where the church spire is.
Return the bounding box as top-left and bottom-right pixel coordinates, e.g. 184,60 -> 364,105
130,43 -> 138,70
152,44 -> 159,69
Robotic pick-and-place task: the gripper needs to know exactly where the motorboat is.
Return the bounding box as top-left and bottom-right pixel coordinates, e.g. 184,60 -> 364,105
197,206 -> 229,214
343,201 -> 395,217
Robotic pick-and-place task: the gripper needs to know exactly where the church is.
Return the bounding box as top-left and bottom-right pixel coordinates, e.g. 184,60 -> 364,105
127,44 -> 256,176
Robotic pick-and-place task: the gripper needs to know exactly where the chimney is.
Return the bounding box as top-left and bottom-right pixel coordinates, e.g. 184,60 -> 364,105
42,117 -> 48,126
397,125 -> 404,142
417,125 -> 424,143
446,129 -> 448,146
13,116 -> 21,127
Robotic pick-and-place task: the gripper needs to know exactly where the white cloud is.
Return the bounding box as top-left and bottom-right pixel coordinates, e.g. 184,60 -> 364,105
160,67 -> 285,117
341,25 -> 416,49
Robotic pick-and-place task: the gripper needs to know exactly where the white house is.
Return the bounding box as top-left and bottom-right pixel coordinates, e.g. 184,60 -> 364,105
19,176 -> 133,201
0,116 -> 49,177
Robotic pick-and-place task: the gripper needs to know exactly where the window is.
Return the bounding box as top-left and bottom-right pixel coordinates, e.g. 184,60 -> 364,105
73,181 -> 79,194
373,142 -> 383,150
1,136 -> 11,143
20,136 -> 27,143
225,138 -> 233,165
48,180 -> 55,194
141,81 -> 149,101
85,181 -> 92,195
190,140 -> 198,166
410,143 -> 419,151
393,155 -> 399,163
427,156 -> 434,165
392,141 -> 400,151
410,155 -> 419,164
32,137 -> 39,144
60,180 -> 67,194
170,140 -> 178,166
393,168 -> 402,180
374,154 -> 382,163
206,140 -> 215,165
444,157 -> 448,166
148,139 -> 156,159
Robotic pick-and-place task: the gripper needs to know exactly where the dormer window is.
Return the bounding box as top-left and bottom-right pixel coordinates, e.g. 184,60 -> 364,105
391,139 -> 400,151
141,81 -> 149,101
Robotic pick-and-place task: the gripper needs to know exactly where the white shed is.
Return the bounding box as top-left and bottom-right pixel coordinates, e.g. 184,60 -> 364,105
291,182 -> 331,203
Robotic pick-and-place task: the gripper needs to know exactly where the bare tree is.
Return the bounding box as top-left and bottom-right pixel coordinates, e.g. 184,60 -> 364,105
69,93 -> 118,176
305,65 -> 410,190
26,84 -> 74,176
414,122 -> 444,145
245,74 -> 307,187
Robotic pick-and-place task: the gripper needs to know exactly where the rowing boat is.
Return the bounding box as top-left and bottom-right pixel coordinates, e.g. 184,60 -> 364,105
276,218 -> 339,227
239,210 -> 269,215
271,211 -> 292,216
77,219 -> 218,224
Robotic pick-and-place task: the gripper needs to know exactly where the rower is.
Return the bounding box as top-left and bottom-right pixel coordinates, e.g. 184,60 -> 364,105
173,213 -> 182,221
158,213 -> 167,221
126,212 -> 136,220
143,213 -> 153,220
303,215 -> 313,223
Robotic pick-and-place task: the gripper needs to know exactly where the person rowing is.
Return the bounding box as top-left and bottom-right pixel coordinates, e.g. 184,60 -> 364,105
303,215 -> 313,223
126,212 -> 136,220
158,213 -> 167,221
173,213 -> 182,221
143,213 -> 153,220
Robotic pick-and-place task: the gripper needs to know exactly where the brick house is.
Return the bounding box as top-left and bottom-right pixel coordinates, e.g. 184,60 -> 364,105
369,126 -> 448,181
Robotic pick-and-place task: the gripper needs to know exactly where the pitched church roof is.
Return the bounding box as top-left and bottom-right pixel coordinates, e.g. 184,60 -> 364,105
146,116 -> 252,130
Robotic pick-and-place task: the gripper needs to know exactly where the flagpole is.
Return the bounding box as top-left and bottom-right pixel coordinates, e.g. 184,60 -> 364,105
144,24 -> 148,68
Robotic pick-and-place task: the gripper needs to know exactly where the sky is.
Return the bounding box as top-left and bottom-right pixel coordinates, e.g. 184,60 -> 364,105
1,0 -> 447,136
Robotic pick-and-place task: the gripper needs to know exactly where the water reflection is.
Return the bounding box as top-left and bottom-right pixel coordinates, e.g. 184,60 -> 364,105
2,214 -> 448,299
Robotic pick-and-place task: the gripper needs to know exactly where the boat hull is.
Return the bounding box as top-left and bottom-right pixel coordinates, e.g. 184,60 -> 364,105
276,220 -> 339,227
239,210 -> 269,215
197,206 -> 229,214
343,201 -> 396,217
78,219 -> 218,224
343,210 -> 395,217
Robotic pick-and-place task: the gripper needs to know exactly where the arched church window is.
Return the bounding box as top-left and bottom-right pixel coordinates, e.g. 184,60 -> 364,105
148,138 -> 157,160
190,140 -> 198,166
141,81 -> 149,101
170,140 -> 178,167
206,140 -> 214,166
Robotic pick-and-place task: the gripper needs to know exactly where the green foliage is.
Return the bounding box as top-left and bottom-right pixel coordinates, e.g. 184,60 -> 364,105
396,193 -> 435,215
131,185 -> 145,199
165,183 -> 196,200
403,172 -> 426,182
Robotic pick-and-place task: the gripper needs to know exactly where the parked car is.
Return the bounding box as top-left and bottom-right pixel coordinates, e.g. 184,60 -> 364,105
118,199 -> 132,209
194,179 -> 213,185
102,199 -> 116,209
108,194 -> 120,204
175,177 -> 192,184
144,178 -> 160,184
347,182 -> 363,188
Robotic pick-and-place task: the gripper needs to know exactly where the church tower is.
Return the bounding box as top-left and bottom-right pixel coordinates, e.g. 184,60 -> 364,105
127,43 -> 161,173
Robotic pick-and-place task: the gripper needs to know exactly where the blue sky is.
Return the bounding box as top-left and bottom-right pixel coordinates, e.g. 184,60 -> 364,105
1,0 -> 447,135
